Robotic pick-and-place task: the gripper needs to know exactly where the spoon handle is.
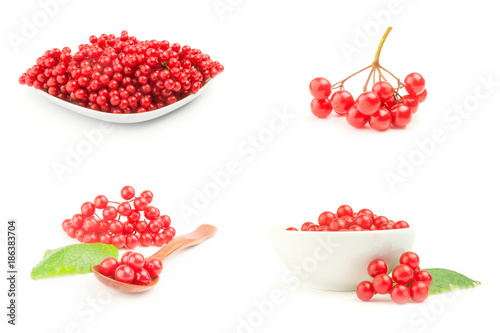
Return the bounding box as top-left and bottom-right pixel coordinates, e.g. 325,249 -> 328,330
147,224 -> 217,261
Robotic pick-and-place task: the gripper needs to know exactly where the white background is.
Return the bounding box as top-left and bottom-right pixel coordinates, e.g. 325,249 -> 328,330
1,0 -> 499,332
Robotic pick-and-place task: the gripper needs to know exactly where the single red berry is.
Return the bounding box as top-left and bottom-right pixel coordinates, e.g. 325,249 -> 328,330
369,107 -> 392,131
404,73 -> 425,96
124,252 -> 145,271
372,81 -> 394,102
414,270 -> 433,287
81,202 -> 96,217
125,234 -> 139,249
153,233 -> 167,246
357,208 -> 374,219
117,202 -> 132,216
348,225 -> 363,231
356,91 -> 381,115
301,222 -> 314,231
318,211 -> 336,226
112,234 -> 126,248
94,195 -> 108,209
392,264 -> 414,285
329,218 -> 347,231
286,227 -> 298,231
159,215 -> 171,228
355,214 -> 373,229
133,196 -> 149,211
372,274 -> 393,294
144,258 -> 163,278
331,90 -> 354,115
416,89 -> 427,103
394,221 -> 410,229
121,185 -> 135,200
83,217 -> 97,232
345,105 -> 369,128
139,232 -> 153,247
114,264 -> 135,284
309,77 -> 332,99
71,213 -> 84,229
141,190 -> 153,203
400,252 -> 420,270
311,98 -> 333,118
367,259 -> 388,278
356,281 -> 375,301
103,206 -> 118,221
83,233 -> 97,243
373,216 -> 389,229
390,105 -> 412,128
144,206 -> 160,220
391,284 -> 410,304
402,95 -> 419,114
134,268 -> 152,285
62,219 -> 71,232
337,205 -> 353,217
99,257 -> 119,276
409,281 -> 429,303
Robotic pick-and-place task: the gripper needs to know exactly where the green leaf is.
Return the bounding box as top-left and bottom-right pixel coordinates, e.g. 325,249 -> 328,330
424,268 -> 481,295
31,243 -> 118,280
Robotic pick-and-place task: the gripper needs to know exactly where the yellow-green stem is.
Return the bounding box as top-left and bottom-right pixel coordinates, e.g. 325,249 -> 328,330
373,27 -> 392,66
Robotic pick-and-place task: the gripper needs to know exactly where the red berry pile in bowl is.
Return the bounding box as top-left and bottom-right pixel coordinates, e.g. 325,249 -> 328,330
18,31 -> 224,123
286,205 -> 410,232
357,252 -> 432,304
269,205 -> 416,291
309,27 -> 426,131
98,252 -> 163,286
61,186 -> 175,249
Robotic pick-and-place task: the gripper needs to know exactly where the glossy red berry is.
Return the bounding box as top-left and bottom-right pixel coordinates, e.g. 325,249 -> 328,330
99,257 -> 119,276
369,107 -> 392,131
103,206 -> 118,220
391,284 -> 410,304
286,227 -> 298,231
356,281 -> 375,301
394,221 -> 410,229
372,81 -> 394,102
318,211 -> 336,226
372,274 -> 393,294
114,264 -> 135,284
345,105 -> 369,128
337,205 -> 353,217
400,252 -> 420,270
416,89 -> 427,103
390,105 -> 412,128
311,98 -> 333,118
356,91 -> 381,115
140,190 -> 153,203
134,268 -> 152,285
94,195 -> 108,209
331,90 -> 354,115
367,259 -> 388,278
133,196 -> 149,211
404,73 -> 425,96
144,258 -> 163,278
121,185 -> 135,200
409,281 -> 429,303
355,214 -> 373,229
414,270 -> 433,287
392,264 -> 414,285
81,202 -> 95,217
402,95 -> 419,114
309,77 -> 332,99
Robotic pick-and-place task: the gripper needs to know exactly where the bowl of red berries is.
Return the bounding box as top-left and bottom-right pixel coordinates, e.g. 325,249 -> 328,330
268,205 -> 417,291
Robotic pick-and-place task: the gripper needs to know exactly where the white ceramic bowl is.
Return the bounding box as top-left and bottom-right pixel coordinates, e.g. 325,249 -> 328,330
269,225 -> 417,291
36,82 -> 210,123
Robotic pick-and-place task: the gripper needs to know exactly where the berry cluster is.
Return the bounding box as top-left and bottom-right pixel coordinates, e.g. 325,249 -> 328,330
100,252 -> 163,285
309,27 -> 426,131
356,252 -> 433,304
61,186 -> 175,249
286,205 -> 410,232
18,31 -> 224,114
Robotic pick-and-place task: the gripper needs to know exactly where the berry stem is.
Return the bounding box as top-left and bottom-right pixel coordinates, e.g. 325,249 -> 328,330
331,65 -> 372,90
373,27 -> 392,66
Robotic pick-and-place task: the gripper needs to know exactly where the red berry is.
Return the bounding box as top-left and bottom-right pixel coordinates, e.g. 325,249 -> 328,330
133,196 -> 149,211
99,257 -> 119,276
62,219 -> 71,232
367,259 -> 388,278
355,214 -> 373,229
373,216 -> 389,229
356,91 -> 381,115
318,211 -> 336,226
372,274 -> 393,294
337,205 -> 353,217
71,214 -> 84,228
114,264 -> 135,284
345,105 -> 369,128
369,107 -> 392,131
134,268 -> 152,285
286,227 -> 298,231
404,73 -> 425,96
125,234 -> 139,249
329,218 -> 347,231
331,90 -> 354,115
402,95 -> 419,114
139,233 -> 153,247
394,221 -> 410,229
372,81 -> 394,102
83,217 -> 97,232
414,270 -> 433,287
112,234 -> 126,248
390,104 -> 412,128
391,284 -> 410,304
356,281 -> 375,301
141,190 -> 154,203
144,258 -> 163,278
416,89 -> 427,103
409,281 -> 429,303
311,98 -> 333,118
400,251 -> 420,270
309,77 -> 332,99
124,252 -> 145,271
94,195 -> 108,209
301,222 -> 314,231
81,202 -> 95,217
357,208 -> 374,220
121,185 -> 135,200
117,202 -> 132,216
392,264 -> 414,285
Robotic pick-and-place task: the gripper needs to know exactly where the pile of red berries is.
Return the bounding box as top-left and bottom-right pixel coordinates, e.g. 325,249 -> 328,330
61,186 -> 175,249
100,252 -> 163,285
18,30 -> 224,113
286,205 -> 410,232
309,73 -> 426,130
309,27 -> 426,131
356,252 -> 433,304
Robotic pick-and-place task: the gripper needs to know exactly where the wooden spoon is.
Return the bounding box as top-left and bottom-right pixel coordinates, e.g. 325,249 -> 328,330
92,224 -> 217,293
